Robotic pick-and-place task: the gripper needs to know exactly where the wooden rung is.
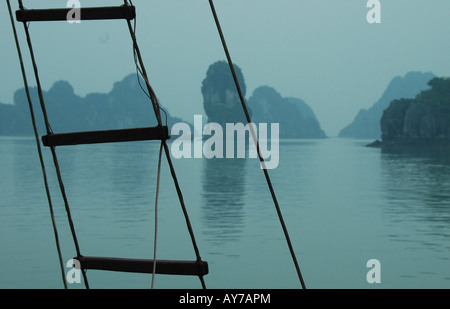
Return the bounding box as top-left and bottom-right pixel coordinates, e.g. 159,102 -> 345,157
75,256 -> 209,276
16,6 -> 136,22
42,126 -> 169,147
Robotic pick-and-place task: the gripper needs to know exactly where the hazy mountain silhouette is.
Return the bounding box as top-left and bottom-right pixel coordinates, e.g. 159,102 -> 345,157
201,61 -> 326,138
3,64 -> 326,140
248,86 -> 326,138
201,60 -> 249,126
0,74 -> 183,136
339,71 -> 435,139
380,77 -> 450,145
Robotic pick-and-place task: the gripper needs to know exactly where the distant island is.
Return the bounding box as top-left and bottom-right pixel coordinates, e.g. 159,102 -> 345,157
339,71 -> 435,139
0,74 -> 183,136
248,85 -> 326,139
1,61 -> 327,140
201,60 -> 249,126
202,60 -> 326,139
368,77 -> 450,150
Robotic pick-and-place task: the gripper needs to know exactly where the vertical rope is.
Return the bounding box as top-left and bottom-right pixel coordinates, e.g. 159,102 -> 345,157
208,0 -> 306,289
12,0 -> 206,289
7,0 -> 67,289
151,142 -> 163,289
124,0 -> 207,289
19,6 -> 89,289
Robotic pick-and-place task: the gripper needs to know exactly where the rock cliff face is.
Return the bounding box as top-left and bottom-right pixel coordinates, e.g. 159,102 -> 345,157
201,60 -> 248,126
340,71 -> 434,139
379,77 -> 450,146
201,61 -> 326,138
248,86 -> 326,138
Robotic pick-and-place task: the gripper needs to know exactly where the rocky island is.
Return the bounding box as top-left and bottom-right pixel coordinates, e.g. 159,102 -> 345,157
201,60 -> 249,126
0,74 -> 184,136
368,77 -> 450,151
202,60 -> 326,139
340,71 -> 434,139
2,61 -> 327,140
248,85 -> 326,139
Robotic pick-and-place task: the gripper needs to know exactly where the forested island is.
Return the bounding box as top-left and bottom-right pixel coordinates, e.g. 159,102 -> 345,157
368,77 -> 450,150
202,61 -> 326,139
0,74 -> 183,136
247,86 -> 326,139
1,60 -> 327,140
339,71 -> 434,139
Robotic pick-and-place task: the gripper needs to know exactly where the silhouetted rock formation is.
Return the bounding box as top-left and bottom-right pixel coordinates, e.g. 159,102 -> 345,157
201,60 -> 249,126
380,77 -> 450,145
248,86 -> 326,138
0,74 -> 183,136
340,71 -> 435,139
0,102 -> 20,135
201,61 -> 326,138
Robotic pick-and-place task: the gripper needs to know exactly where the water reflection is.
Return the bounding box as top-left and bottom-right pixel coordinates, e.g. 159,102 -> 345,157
381,144 -> 450,164
107,142 -> 157,221
52,142 -> 160,243
201,157 -> 247,245
380,149 -> 450,263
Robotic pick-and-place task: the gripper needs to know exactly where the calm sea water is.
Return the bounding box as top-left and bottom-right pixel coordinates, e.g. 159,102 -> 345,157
0,136 -> 449,289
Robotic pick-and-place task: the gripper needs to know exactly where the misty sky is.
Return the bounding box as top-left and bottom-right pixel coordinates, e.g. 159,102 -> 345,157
2,0 -> 450,136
